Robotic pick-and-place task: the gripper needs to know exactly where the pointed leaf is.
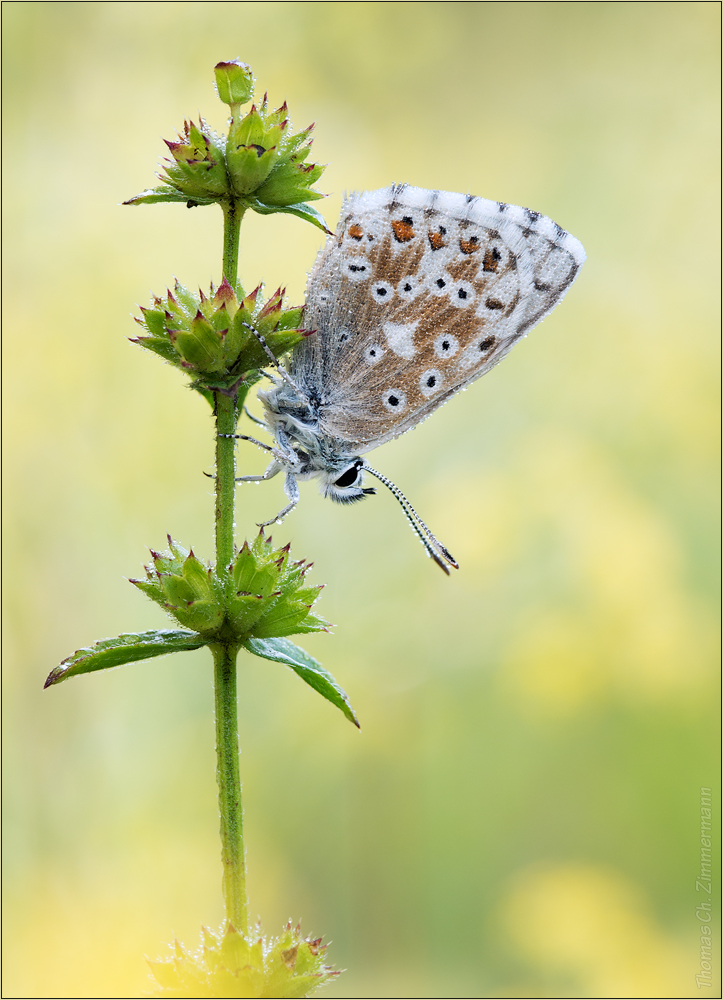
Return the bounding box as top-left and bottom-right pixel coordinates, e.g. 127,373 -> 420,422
44,629 -> 206,688
123,186 -> 219,207
247,199 -> 332,234
243,637 -> 359,727
123,186 -> 195,205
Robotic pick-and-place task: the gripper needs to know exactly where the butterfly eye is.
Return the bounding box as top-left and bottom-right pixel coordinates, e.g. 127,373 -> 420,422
433,333 -> 459,359
383,389 -> 407,413
334,465 -> 361,489
371,281 -> 393,303
419,369 -> 443,397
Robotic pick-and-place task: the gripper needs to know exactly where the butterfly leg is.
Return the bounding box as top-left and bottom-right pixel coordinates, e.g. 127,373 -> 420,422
243,406 -> 268,428
256,471 -> 300,527
235,458 -> 283,484
241,322 -> 302,393
220,432 -> 274,453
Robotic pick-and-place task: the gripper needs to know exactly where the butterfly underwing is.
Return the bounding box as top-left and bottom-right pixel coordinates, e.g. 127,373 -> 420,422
235,184 -> 586,572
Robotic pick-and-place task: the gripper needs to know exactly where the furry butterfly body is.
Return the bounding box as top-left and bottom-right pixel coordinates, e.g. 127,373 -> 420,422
237,184 -> 586,571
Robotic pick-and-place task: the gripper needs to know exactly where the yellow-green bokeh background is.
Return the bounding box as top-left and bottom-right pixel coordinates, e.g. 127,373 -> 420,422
3,3 -> 719,997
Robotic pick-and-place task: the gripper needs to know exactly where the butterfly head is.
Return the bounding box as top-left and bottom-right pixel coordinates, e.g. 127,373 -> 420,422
320,457 -> 376,505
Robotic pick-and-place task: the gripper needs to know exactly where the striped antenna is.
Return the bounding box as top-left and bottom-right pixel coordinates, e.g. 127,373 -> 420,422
362,464 -> 458,574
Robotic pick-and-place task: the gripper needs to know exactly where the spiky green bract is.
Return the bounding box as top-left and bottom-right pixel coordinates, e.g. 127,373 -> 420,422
147,921 -> 340,999
227,531 -> 330,640
132,277 -> 310,394
225,93 -> 326,210
47,535 -> 357,724
131,537 -> 227,635
124,62 -> 330,233
130,532 -> 330,644
125,117 -> 230,208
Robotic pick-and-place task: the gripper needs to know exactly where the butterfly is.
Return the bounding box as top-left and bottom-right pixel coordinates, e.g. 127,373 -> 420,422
232,184 -> 586,573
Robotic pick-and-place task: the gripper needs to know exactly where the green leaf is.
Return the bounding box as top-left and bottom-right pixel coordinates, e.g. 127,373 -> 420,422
194,386 -> 215,408
123,186 -> 218,207
243,636 -> 359,727
44,629 -> 207,689
247,198 -> 332,234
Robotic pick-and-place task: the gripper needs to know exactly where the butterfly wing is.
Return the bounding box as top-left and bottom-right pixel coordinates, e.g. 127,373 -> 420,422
293,184 -> 585,452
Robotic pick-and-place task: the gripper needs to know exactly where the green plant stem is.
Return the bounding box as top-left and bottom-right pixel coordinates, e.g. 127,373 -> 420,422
215,391 -> 238,570
221,199 -> 245,286
212,196 -> 249,932
211,640 -> 248,933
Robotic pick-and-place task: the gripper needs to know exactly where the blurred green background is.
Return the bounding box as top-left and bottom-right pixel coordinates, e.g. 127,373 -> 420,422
3,3 -> 719,997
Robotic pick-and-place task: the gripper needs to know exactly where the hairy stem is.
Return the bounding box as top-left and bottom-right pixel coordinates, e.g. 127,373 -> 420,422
221,199 -> 245,286
214,392 -> 238,570
211,640 -> 248,932
212,196 -> 249,931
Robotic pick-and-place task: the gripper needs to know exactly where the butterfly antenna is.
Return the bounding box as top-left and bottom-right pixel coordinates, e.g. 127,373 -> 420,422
241,322 -> 301,393
362,464 -> 458,574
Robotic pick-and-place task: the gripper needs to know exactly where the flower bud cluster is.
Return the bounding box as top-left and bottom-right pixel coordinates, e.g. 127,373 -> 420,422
225,93 -> 323,208
125,60 -> 327,225
148,920 -> 339,998
131,533 -> 329,644
132,278 -> 310,391
159,118 -> 229,205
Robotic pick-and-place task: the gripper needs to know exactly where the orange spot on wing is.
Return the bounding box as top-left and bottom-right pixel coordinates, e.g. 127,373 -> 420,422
483,247 -> 501,272
460,237 -> 480,255
428,232 -> 446,250
348,224 -> 363,241
392,219 -> 415,243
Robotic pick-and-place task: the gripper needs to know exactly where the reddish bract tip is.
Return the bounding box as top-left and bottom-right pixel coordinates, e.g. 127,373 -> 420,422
215,277 -> 236,303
